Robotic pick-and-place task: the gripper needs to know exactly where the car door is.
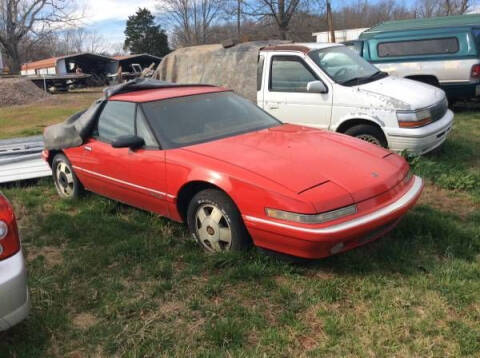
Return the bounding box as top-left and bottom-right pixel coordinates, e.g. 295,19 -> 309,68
264,54 -> 333,129
77,100 -> 169,216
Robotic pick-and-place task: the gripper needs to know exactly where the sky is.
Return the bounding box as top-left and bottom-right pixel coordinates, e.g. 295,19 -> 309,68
76,0 -> 478,52
76,0 -> 159,45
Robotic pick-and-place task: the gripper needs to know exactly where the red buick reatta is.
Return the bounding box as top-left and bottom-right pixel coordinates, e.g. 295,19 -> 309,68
43,84 -> 423,259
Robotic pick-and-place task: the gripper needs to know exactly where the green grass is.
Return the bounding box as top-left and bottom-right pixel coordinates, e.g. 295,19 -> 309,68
0,88 -> 101,139
409,109 -> 480,200
0,97 -> 479,357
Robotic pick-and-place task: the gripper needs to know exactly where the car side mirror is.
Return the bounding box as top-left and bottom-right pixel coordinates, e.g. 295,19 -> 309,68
307,80 -> 328,94
111,135 -> 145,149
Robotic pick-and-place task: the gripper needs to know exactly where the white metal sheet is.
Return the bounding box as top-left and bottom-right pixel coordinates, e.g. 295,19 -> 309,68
0,159 -> 51,184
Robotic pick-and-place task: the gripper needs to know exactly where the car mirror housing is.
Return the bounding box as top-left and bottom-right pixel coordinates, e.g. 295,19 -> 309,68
307,80 -> 328,94
111,135 -> 145,149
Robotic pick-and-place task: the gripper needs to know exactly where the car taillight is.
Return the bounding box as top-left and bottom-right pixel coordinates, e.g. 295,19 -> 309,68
0,194 -> 20,260
471,64 -> 480,79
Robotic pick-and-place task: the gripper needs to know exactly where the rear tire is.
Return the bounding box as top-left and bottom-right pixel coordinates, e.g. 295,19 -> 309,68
187,189 -> 251,253
52,153 -> 82,199
345,124 -> 387,148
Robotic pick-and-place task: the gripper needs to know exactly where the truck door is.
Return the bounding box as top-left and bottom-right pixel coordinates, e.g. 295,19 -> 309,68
264,54 -> 333,129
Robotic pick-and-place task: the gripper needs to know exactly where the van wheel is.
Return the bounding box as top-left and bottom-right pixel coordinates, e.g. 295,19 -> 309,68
345,124 -> 387,148
187,189 -> 251,253
52,153 -> 82,199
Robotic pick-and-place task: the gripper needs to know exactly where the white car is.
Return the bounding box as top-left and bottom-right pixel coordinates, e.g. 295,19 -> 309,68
0,192 -> 29,331
257,43 -> 454,155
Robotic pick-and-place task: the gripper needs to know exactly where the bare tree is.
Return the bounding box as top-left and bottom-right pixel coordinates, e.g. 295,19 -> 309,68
245,0 -> 302,40
416,0 -> 472,17
157,0 -> 225,47
0,0 -> 80,73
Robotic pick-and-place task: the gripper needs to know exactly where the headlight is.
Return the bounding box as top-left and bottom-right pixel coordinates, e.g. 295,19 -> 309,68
0,221 -> 8,240
265,205 -> 357,224
396,108 -> 432,128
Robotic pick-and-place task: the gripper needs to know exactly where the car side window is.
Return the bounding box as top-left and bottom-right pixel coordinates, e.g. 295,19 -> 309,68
270,56 -> 317,92
95,101 -> 136,143
136,108 -> 158,148
257,55 -> 265,91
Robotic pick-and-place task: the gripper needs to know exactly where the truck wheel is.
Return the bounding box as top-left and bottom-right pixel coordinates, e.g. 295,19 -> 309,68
187,189 -> 251,253
345,124 -> 387,148
52,153 -> 82,199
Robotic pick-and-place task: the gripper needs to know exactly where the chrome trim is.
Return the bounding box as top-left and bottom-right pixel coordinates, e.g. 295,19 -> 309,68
244,176 -> 423,235
72,166 -> 176,199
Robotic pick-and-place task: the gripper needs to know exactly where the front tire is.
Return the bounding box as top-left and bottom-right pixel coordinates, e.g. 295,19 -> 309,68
345,124 -> 388,148
52,153 -> 82,199
187,189 -> 251,253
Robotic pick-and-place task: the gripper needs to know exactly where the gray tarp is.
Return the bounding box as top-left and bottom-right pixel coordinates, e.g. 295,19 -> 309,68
157,41 -> 287,102
43,78 -> 212,150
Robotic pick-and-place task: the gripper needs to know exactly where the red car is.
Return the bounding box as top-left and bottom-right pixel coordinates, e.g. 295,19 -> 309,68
43,85 -> 423,259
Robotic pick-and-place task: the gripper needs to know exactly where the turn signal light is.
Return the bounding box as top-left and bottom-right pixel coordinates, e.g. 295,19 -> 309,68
398,117 -> 432,128
471,64 -> 480,79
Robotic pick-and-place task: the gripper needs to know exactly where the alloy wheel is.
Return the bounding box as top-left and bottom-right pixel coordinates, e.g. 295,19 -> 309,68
195,203 -> 232,252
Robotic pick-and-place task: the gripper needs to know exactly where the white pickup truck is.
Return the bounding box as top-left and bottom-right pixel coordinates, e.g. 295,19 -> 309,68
159,42 -> 454,155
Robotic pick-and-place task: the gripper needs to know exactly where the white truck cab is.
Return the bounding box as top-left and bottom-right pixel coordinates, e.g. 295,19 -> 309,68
257,43 -> 454,155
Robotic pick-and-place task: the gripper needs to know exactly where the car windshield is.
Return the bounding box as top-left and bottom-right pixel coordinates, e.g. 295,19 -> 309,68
308,46 -> 386,86
141,91 -> 281,149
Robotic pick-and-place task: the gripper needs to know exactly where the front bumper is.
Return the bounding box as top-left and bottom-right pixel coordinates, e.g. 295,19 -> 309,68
385,109 -> 454,155
244,176 -> 423,259
0,250 -> 30,331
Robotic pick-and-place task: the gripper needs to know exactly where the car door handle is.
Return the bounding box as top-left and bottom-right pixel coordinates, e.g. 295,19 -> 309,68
267,103 -> 280,110
84,145 -> 92,152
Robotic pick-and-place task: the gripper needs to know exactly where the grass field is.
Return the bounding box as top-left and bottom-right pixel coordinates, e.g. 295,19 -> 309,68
0,94 -> 479,357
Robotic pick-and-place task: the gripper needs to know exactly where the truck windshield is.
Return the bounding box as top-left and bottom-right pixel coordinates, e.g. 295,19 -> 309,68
308,46 -> 386,86
141,91 -> 281,149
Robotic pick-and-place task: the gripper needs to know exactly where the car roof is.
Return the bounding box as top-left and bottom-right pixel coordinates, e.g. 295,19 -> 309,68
109,85 -> 230,103
360,14 -> 480,39
262,42 -> 343,53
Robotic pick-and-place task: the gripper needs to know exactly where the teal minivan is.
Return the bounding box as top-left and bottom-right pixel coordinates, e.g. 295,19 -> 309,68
344,14 -> 480,101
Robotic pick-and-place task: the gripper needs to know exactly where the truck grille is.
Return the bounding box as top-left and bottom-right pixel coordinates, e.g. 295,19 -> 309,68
430,98 -> 448,122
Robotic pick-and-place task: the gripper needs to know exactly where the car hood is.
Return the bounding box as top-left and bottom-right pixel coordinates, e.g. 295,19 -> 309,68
356,76 -> 445,110
183,124 -> 408,203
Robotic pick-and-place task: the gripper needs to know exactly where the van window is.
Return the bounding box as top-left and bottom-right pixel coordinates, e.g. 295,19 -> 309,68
344,41 -> 363,56
257,55 -> 265,91
270,56 -> 317,92
378,37 -> 459,57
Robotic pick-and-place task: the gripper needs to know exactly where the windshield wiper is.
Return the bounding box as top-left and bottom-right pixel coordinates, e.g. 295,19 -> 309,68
341,71 -> 387,86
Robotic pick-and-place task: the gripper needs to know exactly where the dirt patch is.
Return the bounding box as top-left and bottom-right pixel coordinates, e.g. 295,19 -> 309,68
27,246 -> 63,267
419,182 -> 479,218
72,313 -> 98,330
0,78 -> 49,107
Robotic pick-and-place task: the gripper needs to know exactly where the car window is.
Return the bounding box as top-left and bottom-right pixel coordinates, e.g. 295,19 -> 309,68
95,101 -> 136,142
136,108 -> 157,147
473,29 -> 480,51
344,41 -> 363,55
377,37 -> 459,58
141,91 -> 280,149
270,56 -> 317,92
257,55 -> 265,91
308,46 -> 379,85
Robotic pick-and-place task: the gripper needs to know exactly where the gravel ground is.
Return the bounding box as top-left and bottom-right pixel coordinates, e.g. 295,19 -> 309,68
0,77 -> 49,107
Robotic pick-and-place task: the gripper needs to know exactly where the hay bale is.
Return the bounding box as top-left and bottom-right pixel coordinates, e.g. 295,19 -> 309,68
0,78 -> 49,107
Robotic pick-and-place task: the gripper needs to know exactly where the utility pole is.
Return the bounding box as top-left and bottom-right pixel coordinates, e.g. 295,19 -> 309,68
237,0 -> 241,38
326,0 -> 336,43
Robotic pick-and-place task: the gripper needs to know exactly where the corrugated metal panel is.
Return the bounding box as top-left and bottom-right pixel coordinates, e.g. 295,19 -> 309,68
0,136 -> 52,184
